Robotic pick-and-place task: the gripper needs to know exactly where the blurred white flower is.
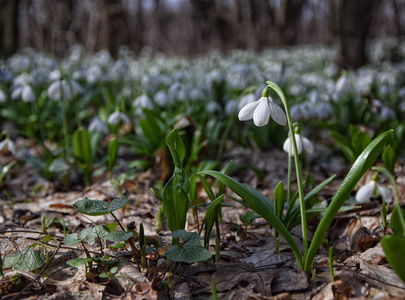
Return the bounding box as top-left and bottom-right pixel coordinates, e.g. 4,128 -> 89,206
0,89 -> 6,103
11,85 -> 36,102
356,177 -> 391,204
205,101 -> 222,113
380,106 -> 395,121
86,65 -> 103,84
225,99 -> 238,115
0,137 -> 16,154
88,117 -> 109,134
47,79 -> 82,101
133,94 -> 153,115
108,110 -> 131,125
238,93 -> 256,110
49,70 -> 61,81
283,133 -> 314,156
238,88 -> 287,127
154,91 -> 169,106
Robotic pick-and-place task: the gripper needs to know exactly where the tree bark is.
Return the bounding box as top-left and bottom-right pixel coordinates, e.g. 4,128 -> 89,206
0,0 -> 19,58
339,0 -> 383,70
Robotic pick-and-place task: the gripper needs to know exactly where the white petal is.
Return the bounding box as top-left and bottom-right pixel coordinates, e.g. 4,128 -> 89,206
295,134 -> 303,154
22,85 -> 36,102
302,136 -> 314,153
119,112 -> 131,124
283,138 -> 291,154
62,80 -> 73,100
11,87 -> 22,100
238,100 -> 260,121
47,81 -> 61,101
108,111 -> 120,125
377,185 -> 392,204
269,100 -> 287,125
253,97 -> 270,127
356,181 -> 375,203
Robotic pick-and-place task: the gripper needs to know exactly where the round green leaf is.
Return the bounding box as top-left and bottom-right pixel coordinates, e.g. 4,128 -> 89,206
73,197 -> 129,216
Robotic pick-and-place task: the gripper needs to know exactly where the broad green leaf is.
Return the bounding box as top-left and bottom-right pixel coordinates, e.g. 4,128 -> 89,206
204,195 -> 224,248
274,182 -> 285,219
199,170 -> 303,269
105,223 -> 118,232
73,197 -> 129,216
166,128 -> 185,168
66,257 -> 93,268
4,247 -> 46,272
389,206 -> 405,236
304,130 -> 392,271
64,233 -> 83,246
85,225 -> 110,245
381,235 -> 405,284
165,230 -> 212,263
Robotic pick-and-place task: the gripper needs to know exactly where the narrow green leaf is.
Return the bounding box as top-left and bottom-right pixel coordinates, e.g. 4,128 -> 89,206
199,170 -> 303,269
204,195 -> 224,248
381,235 -> 405,284
382,145 -> 396,175
73,127 -> 92,184
166,128 -> 186,168
274,182 -> 285,219
304,130 -> 392,271
199,175 -> 215,201
389,206 -> 405,236
329,131 -> 356,163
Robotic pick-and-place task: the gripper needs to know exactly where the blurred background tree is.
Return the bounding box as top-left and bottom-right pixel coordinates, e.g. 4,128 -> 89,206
0,0 -> 403,69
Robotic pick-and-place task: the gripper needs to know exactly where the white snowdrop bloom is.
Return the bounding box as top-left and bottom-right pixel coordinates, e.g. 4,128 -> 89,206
108,111 -> 131,125
0,138 -> 16,154
225,100 -> 238,115
72,70 -> 85,81
356,178 -> 392,204
289,84 -> 306,96
205,101 -> 222,113
380,106 -> 395,121
238,88 -> 287,127
86,65 -> 103,84
189,88 -> 204,101
154,91 -> 168,106
290,101 -> 316,121
133,94 -> 153,111
49,70 -> 61,81
13,73 -> 32,87
88,117 -> 109,134
307,90 -> 320,103
0,89 -> 6,103
315,102 -> 332,120
398,87 -> 405,99
47,79 -> 82,101
238,93 -> 256,110
11,85 -> 36,102
207,69 -> 224,84
283,133 -> 314,156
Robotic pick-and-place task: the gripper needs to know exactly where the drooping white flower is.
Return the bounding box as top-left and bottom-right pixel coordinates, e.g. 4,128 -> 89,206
154,91 -> 168,106
0,89 -> 6,103
88,117 -> 109,134
238,88 -> 287,127
11,85 -> 36,102
356,175 -> 392,204
0,137 -> 16,155
108,110 -> 131,125
133,94 -> 153,115
47,79 -> 82,101
283,133 -> 314,156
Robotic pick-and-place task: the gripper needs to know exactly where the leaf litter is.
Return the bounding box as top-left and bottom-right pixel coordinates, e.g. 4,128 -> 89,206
1,145 -> 405,299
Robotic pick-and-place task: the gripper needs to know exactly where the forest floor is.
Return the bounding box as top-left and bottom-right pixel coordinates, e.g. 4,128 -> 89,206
1,143 -> 405,300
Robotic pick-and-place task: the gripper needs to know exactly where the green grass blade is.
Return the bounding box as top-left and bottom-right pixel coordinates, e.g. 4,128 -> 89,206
199,170 -> 303,269
304,130 -> 392,271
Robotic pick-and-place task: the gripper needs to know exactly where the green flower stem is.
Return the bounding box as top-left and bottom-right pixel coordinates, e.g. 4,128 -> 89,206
267,81 -> 307,260
215,220 -> 221,262
286,130 -> 293,219
110,212 -> 139,256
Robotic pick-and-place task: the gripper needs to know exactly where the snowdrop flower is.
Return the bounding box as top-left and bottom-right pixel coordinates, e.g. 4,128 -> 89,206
238,93 -> 256,110
283,125 -> 314,156
88,117 -> 109,134
205,101 -> 222,113
0,137 -> 16,154
11,84 -> 36,102
47,79 -> 82,101
154,90 -> 169,106
86,65 -> 103,84
0,89 -> 6,103
238,88 -> 287,127
225,99 -> 238,115
133,94 -> 153,115
49,70 -> 61,81
356,173 -> 392,204
380,106 -> 395,121
108,110 -> 131,125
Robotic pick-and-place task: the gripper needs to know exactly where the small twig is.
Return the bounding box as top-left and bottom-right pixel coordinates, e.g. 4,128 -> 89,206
11,242 -> 63,300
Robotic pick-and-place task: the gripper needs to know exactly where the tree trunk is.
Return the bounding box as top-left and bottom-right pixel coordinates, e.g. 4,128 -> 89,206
0,0 -> 19,58
339,0 -> 383,70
